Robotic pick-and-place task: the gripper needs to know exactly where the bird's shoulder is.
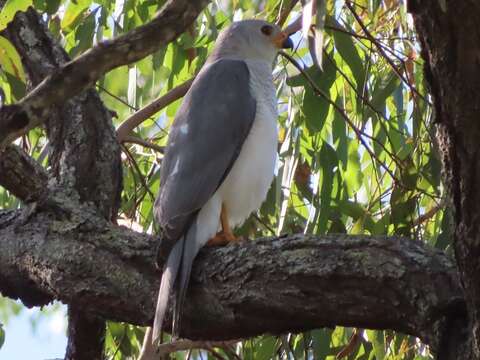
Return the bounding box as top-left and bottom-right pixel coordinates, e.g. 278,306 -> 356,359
192,58 -> 252,88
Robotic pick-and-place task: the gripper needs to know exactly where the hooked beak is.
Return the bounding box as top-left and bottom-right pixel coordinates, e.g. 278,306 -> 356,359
273,31 -> 294,49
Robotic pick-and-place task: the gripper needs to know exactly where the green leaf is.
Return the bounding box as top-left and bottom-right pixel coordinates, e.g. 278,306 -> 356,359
33,0 -> 61,14
0,323 -> 5,349
312,329 -> 333,359
328,212 -> 347,233
366,330 -> 385,359
365,72 -> 401,121
400,159 -> 418,190
297,58 -> 337,133
316,142 -> 337,234
70,9 -> 96,57
332,96 -> 348,168
4,72 -> 26,101
330,17 -> 365,93
435,208 -> 452,250
0,36 -> 26,100
61,0 -> 91,31
0,0 -> 33,31
255,336 -> 277,360
390,187 -> 416,236
393,83 -> 404,117
424,150 -> 442,189
0,36 -> 26,82
344,140 -> 363,196
45,0 -> 62,14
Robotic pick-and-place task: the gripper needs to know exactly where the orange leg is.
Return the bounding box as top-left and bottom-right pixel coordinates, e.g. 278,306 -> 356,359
206,203 -> 241,246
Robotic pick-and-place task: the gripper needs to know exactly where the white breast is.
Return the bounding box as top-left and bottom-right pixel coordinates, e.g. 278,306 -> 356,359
218,60 -> 278,227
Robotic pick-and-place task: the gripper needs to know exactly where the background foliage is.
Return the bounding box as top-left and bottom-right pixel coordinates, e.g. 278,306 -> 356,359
0,0 -> 444,358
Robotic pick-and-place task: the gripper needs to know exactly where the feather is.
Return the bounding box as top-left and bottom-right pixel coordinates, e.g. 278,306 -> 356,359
152,214 -> 204,342
172,220 -> 199,337
152,236 -> 184,344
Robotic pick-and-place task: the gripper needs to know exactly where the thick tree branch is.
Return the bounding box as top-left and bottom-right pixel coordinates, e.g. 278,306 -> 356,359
0,0 -> 210,148
0,205 -> 463,351
0,145 -> 48,202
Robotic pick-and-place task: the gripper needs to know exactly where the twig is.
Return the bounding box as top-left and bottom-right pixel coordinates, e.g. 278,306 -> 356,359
282,51 -> 440,202
97,84 -> 138,111
121,144 -> 155,205
122,135 -> 165,154
156,339 -> 239,356
344,1 -> 428,104
412,202 -> 443,227
336,329 -> 363,359
116,78 -> 194,141
280,51 -> 400,184
276,0 -> 300,27
111,324 -> 128,359
322,50 -> 401,163
253,213 -> 276,235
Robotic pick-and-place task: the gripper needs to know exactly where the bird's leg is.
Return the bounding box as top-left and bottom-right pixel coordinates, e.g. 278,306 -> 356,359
206,203 -> 241,246
220,203 -> 236,242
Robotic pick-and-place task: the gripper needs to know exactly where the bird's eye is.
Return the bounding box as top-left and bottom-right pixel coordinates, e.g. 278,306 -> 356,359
261,25 -> 273,36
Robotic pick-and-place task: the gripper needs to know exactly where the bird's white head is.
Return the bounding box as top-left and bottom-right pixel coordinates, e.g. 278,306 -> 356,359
209,19 -> 294,64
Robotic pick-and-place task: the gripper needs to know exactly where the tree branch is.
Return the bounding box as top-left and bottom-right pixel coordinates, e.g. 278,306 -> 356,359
0,145 -> 48,202
116,78 -> 193,142
139,327 -> 239,359
0,0 -> 210,148
0,205 -> 464,351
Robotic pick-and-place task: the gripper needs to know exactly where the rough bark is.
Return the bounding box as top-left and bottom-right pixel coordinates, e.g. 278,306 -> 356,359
2,8 -> 124,359
65,305 -> 106,360
0,0 -> 210,148
0,145 -> 48,202
3,8 -> 122,220
0,204 -> 464,351
410,0 -> 480,358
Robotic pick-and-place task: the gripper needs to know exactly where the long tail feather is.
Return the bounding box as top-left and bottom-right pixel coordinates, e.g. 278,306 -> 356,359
152,215 -> 203,343
172,221 -> 200,337
152,237 -> 184,344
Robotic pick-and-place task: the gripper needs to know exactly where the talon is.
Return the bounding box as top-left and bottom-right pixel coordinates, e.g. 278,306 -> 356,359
206,232 -> 243,246
205,203 -> 241,246
206,231 -> 230,246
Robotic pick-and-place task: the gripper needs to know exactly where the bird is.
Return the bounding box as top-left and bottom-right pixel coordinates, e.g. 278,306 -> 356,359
152,19 -> 293,344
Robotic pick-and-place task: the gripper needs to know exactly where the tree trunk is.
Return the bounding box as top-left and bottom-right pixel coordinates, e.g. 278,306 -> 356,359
65,305 -> 106,360
3,8 -> 123,359
411,0 -> 480,358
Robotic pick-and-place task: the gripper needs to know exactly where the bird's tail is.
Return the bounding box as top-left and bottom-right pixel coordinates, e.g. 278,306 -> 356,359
152,235 -> 184,344
152,217 -> 201,344
172,219 -> 199,336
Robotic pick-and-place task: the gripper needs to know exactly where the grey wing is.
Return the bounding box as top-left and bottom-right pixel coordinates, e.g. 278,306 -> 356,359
154,59 -> 256,247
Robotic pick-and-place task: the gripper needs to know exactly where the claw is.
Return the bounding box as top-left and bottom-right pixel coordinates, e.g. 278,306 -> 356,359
206,203 -> 241,246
